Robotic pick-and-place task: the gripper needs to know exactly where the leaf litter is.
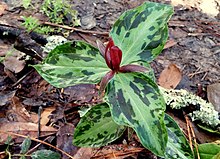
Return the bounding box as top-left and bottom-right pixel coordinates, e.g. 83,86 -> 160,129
0,0 -> 219,158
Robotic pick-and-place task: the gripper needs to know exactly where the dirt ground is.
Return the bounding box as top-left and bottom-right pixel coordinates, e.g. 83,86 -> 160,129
0,0 -> 219,158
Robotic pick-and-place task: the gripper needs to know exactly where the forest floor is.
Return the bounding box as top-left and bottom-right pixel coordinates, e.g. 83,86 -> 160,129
0,0 -> 219,158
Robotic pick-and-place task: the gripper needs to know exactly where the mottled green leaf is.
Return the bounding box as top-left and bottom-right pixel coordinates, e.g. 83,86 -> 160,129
165,114 -> 193,159
197,143 -> 220,159
110,2 -> 173,65
31,150 -> 61,159
33,41 -> 109,88
20,137 -> 31,154
105,72 -> 167,157
73,103 -> 126,147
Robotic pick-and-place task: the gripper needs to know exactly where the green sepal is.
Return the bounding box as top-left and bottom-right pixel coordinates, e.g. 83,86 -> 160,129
105,72 -> 167,157
33,41 -> 110,88
110,2 -> 173,65
73,103 -> 126,147
165,114 -> 194,159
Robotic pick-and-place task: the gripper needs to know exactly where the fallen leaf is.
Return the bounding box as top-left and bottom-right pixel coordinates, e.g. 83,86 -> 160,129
3,49 -> 26,73
63,84 -> 101,105
207,83 -> 220,112
0,122 -> 57,144
93,144 -> 144,159
6,96 -> 32,122
0,43 -> 10,56
158,63 -> 182,89
0,2 -> 8,16
164,39 -> 177,49
56,124 -> 93,159
57,124 -> 88,159
73,147 -> 93,159
40,107 -> 56,125
0,91 -> 16,106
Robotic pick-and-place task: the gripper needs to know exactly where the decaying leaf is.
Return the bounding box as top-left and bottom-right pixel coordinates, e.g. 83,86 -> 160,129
3,49 -> 26,73
207,83 -> 220,112
7,96 -> 33,122
57,124 -> 93,159
0,91 -> 16,106
0,122 -> 57,144
0,2 -> 8,16
158,63 -> 182,89
73,147 -> 93,159
40,107 -> 56,125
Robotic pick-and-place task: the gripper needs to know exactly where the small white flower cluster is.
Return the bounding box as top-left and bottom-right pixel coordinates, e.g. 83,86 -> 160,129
43,35 -> 67,53
159,86 -> 220,127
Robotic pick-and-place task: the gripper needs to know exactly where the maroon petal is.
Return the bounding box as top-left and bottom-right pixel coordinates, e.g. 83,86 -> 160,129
110,46 -> 122,71
105,38 -> 115,69
119,64 -> 149,73
96,39 -> 106,57
99,70 -> 115,93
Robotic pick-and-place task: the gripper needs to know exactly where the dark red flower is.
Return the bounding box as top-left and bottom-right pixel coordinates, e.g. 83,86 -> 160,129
104,38 -> 122,72
98,38 -> 148,93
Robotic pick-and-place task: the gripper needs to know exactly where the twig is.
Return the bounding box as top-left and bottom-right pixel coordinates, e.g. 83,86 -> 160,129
188,120 -> 200,159
185,114 -> 194,156
38,106 -> 43,139
43,21 -> 109,36
188,67 -> 207,78
12,69 -> 34,87
0,130 -> 75,159
188,33 -> 220,37
26,136 -> 51,155
201,72 -> 208,81
92,147 -> 144,158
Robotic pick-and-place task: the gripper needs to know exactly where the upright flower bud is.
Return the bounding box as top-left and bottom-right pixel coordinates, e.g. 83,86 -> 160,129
105,38 -> 122,72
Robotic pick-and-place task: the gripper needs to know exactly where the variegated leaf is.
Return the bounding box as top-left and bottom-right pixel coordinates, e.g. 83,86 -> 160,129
110,2 -> 173,65
73,103 -> 126,147
105,72 -> 167,157
165,114 -> 193,159
33,41 -> 110,88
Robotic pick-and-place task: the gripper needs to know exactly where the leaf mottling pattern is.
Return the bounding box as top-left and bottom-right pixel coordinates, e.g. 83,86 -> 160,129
73,103 -> 125,147
105,72 -> 167,156
33,41 -> 110,88
165,114 -> 194,159
110,2 -> 173,65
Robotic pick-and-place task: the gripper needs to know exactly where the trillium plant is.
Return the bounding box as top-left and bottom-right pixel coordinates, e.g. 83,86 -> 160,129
34,2 -> 193,158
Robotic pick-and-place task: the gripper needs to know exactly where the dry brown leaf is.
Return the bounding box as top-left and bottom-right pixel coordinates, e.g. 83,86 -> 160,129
7,96 -> 32,122
0,2 -> 8,16
74,147 -> 93,159
0,91 -> 16,106
164,39 -> 177,49
40,107 -> 56,125
0,122 -> 57,144
158,63 -> 182,89
93,144 -> 143,159
207,83 -> 220,112
3,50 -> 26,73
